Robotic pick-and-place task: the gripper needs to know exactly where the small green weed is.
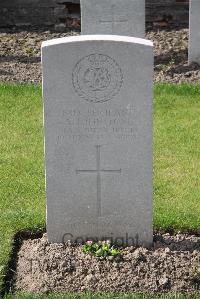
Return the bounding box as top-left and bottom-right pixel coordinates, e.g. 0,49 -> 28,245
192,266 -> 200,277
157,59 -> 175,72
83,241 -> 121,257
24,47 -> 35,56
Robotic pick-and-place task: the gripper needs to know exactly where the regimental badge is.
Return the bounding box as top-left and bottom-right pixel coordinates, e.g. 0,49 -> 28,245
72,53 -> 123,103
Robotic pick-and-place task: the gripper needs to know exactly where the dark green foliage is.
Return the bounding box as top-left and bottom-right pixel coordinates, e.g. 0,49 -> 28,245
82,241 -> 121,257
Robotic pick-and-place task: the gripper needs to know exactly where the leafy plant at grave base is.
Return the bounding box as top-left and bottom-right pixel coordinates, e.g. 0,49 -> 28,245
24,47 -> 35,56
157,59 -> 175,72
82,241 -> 121,257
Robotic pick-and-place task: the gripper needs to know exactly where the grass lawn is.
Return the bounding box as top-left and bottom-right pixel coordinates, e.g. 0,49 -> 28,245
0,83 -> 199,298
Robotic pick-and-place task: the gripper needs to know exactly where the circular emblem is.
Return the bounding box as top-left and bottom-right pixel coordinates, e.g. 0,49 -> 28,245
72,54 -> 123,103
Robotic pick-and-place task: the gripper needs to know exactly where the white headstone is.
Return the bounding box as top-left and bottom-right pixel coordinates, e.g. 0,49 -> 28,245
81,0 -> 145,38
42,35 -> 153,247
189,0 -> 200,64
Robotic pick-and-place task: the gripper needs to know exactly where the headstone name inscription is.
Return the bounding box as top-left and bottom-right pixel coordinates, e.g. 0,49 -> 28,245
42,35 -> 153,247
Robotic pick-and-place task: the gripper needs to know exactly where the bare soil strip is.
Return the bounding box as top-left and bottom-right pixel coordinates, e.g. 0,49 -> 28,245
14,233 -> 200,295
0,28 -> 200,84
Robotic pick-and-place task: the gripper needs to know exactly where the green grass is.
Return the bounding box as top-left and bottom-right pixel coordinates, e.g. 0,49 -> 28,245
154,84 -> 200,231
0,83 -> 199,298
0,84 -> 46,293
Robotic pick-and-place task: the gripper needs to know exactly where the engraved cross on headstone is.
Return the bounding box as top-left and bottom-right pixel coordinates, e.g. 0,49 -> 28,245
99,4 -> 129,32
76,145 -> 121,217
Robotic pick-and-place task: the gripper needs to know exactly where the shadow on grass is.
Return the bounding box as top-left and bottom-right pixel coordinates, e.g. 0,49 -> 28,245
1,229 -> 45,298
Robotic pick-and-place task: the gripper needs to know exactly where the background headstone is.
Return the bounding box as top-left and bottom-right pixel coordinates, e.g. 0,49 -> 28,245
81,0 -> 145,38
189,0 -> 200,64
0,0 -> 189,30
42,35 -> 153,247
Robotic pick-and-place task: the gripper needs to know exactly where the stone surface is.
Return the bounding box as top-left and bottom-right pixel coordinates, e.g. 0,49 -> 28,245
42,35 -> 153,246
189,0 -> 200,64
81,0 -> 145,37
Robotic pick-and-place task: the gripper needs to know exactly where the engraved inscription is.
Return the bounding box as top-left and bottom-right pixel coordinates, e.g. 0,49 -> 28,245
100,4 -> 129,31
76,145 -> 121,217
72,54 -> 123,103
57,107 -> 136,143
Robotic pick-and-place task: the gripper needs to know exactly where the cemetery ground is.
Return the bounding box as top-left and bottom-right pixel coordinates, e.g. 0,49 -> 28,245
0,83 -> 199,297
1,28 -> 200,84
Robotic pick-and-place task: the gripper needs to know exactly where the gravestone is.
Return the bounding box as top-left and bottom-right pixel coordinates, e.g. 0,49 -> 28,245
81,0 -> 145,38
42,35 -> 153,247
189,0 -> 200,64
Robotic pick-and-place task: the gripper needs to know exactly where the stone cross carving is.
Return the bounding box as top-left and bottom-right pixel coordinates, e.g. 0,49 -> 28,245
76,145 -> 121,217
99,4 -> 129,32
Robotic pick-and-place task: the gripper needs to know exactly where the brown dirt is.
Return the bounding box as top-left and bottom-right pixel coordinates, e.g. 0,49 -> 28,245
14,233 -> 200,295
0,28 -> 200,84
149,29 -> 200,84
0,29 -> 78,84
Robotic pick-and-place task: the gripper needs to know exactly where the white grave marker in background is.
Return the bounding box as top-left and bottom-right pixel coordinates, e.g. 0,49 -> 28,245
189,0 -> 200,64
81,0 -> 145,38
